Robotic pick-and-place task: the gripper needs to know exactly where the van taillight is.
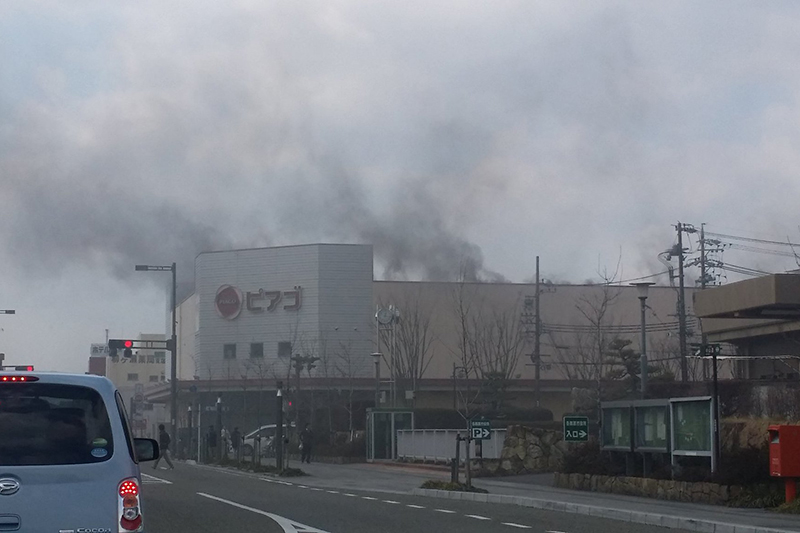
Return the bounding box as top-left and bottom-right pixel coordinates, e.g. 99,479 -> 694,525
118,478 -> 143,532
0,376 -> 38,382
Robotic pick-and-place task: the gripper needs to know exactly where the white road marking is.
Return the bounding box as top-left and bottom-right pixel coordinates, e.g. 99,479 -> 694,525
198,492 -> 330,533
435,509 -> 456,514
297,485 -> 309,489
343,493 -> 358,497
466,514 -> 491,520
382,500 -> 401,504
545,531 -> 568,533
141,473 -> 172,485
362,496 -> 378,501
503,523 -> 532,529
327,490 -> 340,494
310,488 -> 323,491
406,504 -> 425,509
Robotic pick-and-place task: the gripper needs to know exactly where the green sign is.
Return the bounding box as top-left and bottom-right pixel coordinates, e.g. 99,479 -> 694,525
563,415 -> 589,442
470,418 -> 491,440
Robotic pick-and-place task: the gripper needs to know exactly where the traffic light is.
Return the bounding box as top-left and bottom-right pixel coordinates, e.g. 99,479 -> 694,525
108,339 -> 135,358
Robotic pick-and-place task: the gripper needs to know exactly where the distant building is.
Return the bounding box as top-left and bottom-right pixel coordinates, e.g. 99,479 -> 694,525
87,333 -> 169,438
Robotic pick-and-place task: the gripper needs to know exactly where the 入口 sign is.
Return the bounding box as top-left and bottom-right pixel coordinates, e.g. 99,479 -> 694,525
563,415 -> 589,442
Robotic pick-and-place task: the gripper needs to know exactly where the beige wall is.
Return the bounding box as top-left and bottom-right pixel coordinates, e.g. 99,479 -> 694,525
374,281 -> 692,381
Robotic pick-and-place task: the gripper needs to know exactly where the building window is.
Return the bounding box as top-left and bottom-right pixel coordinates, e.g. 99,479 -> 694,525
277,342 -> 292,358
223,344 -> 237,359
154,351 -> 165,359
250,343 -> 264,358
149,375 -> 159,383
160,375 -> 166,382
127,373 -> 139,381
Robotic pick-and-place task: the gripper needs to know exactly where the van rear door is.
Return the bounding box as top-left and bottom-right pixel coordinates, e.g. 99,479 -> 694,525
0,381 -> 119,532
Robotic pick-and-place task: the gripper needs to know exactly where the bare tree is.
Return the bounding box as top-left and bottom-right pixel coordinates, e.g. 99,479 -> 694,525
378,291 -> 436,405
334,340 -> 359,439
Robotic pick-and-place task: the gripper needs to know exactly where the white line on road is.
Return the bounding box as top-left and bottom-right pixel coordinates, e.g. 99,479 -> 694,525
362,496 -> 378,501
435,509 -> 456,514
545,531 -> 568,533
310,488 -> 323,491
327,490 -> 340,494
406,504 -> 425,509
197,492 -> 330,533
503,523 -> 532,529
343,493 -> 357,497
465,514 -> 491,520
297,485 -> 309,489
141,473 -> 172,485
382,500 -> 401,504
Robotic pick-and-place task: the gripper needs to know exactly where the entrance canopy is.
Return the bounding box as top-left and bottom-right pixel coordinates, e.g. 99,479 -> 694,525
694,274 -> 800,342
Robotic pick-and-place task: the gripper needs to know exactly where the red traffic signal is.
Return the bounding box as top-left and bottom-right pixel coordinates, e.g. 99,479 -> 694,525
108,339 -> 135,358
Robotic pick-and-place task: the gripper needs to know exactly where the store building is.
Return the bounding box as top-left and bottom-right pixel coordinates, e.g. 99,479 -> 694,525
143,243 -> 702,445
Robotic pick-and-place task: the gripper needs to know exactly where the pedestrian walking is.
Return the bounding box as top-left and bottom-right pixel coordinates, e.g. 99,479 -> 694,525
221,426 -> 231,460
153,424 -> 175,470
300,424 -> 313,464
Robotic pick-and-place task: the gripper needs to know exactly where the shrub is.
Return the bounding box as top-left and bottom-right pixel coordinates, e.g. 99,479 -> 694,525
420,480 -> 489,493
561,442 -> 624,476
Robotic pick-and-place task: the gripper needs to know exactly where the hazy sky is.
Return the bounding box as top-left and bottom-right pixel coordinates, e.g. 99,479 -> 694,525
2,1 -> 800,372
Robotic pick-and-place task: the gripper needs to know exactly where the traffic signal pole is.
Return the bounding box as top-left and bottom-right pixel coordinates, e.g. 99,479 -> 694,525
171,262 -> 178,449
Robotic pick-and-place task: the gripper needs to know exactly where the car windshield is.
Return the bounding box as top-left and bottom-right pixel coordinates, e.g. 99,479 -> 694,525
0,383 -> 114,466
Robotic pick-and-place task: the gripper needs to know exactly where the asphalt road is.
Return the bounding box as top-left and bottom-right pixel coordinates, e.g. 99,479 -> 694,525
141,464 -> 693,533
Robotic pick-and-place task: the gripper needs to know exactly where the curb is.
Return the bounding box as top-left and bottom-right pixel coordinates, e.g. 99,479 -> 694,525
410,489 -> 797,533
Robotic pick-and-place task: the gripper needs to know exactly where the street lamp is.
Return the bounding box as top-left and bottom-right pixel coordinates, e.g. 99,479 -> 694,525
370,353 -> 382,407
135,263 -> 178,446
0,310 -> 15,368
631,282 -> 655,398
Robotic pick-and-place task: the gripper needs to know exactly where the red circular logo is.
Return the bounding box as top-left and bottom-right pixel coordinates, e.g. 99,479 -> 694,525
215,285 -> 242,320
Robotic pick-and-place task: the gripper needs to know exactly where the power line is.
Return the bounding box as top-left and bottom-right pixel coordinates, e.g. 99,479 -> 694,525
705,231 -> 800,248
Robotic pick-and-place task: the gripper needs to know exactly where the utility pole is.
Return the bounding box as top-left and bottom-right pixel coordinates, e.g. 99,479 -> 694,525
676,223 -> 689,382
534,256 -> 541,407
700,224 -> 708,381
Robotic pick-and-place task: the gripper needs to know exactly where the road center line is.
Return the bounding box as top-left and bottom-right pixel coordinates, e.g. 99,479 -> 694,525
327,490 -> 340,494
466,514 -> 491,520
197,492 -> 330,533
503,523 -> 532,529
435,509 -> 456,514
343,493 -> 357,497
406,504 -> 425,509
382,500 -> 401,504
362,496 -> 378,501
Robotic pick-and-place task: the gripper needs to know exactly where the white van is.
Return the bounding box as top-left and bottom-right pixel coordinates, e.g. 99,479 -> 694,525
0,371 -> 160,532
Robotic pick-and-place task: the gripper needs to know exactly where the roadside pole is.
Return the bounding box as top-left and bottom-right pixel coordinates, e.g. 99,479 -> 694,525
276,382 -> 284,472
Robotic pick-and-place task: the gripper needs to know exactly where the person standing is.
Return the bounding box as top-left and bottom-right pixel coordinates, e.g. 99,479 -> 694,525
221,426 -> 230,460
207,425 -> 217,462
153,424 -> 175,470
300,424 -> 313,464
231,427 -> 241,461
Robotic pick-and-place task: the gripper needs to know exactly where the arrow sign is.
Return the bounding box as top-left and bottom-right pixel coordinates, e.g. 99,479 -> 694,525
469,418 -> 492,440
563,415 -> 589,443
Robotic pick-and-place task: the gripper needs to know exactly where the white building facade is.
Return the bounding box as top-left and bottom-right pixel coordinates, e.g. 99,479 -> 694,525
181,244 -> 375,382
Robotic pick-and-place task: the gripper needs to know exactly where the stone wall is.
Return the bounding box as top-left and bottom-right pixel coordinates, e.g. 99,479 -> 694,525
553,472 -> 762,505
475,426 -> 568,476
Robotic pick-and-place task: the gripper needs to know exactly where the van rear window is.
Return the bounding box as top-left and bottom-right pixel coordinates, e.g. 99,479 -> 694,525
0,383 -> 114,466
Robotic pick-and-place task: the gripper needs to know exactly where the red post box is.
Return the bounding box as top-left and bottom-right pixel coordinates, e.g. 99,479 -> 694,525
768,425 -> 800,503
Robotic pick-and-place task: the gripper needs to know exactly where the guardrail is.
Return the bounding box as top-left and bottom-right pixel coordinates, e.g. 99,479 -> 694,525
396,429 -> 506,462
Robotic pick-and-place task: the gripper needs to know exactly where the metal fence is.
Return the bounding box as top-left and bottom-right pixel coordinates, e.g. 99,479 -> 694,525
396,429 -> 507,463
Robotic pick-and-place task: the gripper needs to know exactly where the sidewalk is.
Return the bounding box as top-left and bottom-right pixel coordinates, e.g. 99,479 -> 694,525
280,461 -> 800,533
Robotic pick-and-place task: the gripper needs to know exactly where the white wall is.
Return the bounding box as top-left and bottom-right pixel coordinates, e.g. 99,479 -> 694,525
193,244 -> 373,381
